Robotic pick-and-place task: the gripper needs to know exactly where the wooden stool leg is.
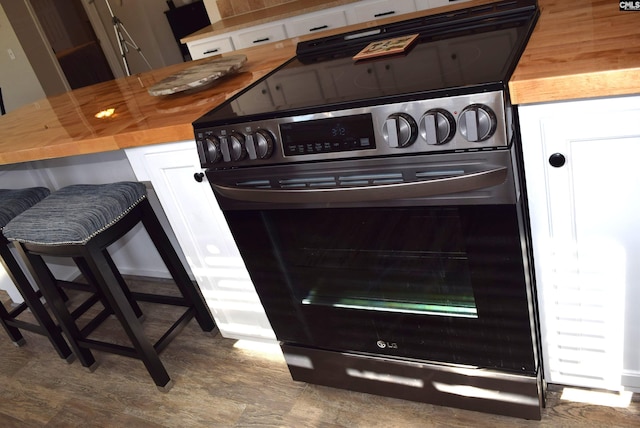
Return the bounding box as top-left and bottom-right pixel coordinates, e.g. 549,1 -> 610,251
0,300 -> 25,345
139,200 -> 215,332
102,252 -> 145,320
73,256 -> 144,320
13,243 -> 97,369
0,244 -> 73,359
83,244 -> 172,390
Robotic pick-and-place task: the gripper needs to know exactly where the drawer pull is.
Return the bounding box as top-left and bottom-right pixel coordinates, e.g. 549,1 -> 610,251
253,37 -> 270,44
203,48 -> 219,55
374,11 -> 395,17
309,25 -> 329,32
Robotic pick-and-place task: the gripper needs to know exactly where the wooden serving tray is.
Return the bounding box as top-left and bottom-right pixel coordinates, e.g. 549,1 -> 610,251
148,54 -> 247,96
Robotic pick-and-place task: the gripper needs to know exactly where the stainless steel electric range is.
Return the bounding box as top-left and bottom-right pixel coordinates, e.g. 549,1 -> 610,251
193,0 -> 543,419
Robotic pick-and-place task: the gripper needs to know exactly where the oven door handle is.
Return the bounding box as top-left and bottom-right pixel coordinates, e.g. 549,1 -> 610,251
211,166 -> 508,204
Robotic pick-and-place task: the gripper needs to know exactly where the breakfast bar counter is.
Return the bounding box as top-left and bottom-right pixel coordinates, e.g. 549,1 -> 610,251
1,0 -> 639,166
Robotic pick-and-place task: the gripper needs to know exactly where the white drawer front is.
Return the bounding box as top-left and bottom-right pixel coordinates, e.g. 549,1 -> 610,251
418,0 -> 469,10
232,24 -> 288,50
284,9 -> 348,37
350,0 -> 416,24
188,37 -> 235,60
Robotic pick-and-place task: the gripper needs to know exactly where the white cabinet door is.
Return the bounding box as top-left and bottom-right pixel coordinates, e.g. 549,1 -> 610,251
519,95 -> 640,391
232,23 -> 288,50
348,0 -> 416,24
187,36 -> 235,60
284,8 -> 348,37
125,142 -> 275,342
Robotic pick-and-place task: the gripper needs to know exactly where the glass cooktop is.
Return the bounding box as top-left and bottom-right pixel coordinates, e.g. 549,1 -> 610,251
194,0 -> 538,127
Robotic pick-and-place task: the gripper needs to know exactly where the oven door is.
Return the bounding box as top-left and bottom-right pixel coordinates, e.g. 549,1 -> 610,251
207,150 -> 538,374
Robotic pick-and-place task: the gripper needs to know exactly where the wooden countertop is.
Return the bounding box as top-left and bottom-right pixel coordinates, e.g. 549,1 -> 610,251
0,42 -> 296,166
1,0 -> 639,166
508,0 -> 640,104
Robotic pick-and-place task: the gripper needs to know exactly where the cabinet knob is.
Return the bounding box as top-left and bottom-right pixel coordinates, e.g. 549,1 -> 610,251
194,172 -> 205,182
549,153 -> 566,168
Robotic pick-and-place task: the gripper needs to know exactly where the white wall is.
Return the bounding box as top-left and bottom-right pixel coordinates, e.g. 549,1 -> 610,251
0,3 -> 46,113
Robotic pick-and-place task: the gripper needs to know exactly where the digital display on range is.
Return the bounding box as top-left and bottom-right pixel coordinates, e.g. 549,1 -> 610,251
280,114 -> 376,156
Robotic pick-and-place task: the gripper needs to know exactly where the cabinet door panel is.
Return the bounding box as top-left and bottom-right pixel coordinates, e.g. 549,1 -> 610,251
520,98 -> 640,391
125,143 -> 275,341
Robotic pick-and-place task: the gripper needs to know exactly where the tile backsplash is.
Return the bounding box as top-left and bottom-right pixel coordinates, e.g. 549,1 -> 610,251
216,0 -> 294,18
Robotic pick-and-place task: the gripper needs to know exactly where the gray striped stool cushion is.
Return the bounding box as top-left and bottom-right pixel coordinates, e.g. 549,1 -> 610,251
3,182 -> 146,245
0,187 -> 50,230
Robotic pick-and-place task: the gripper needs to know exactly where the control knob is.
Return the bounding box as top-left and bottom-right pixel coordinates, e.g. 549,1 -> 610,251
384,113 -> 417,148
221,131 -> 247,162
246,129 -> 275,160
419,109 -> 456,145
203,136 -> 221,164
459,104 -> 497,142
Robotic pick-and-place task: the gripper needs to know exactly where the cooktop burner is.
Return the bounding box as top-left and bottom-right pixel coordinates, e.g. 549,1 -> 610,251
194,0 -> 538,127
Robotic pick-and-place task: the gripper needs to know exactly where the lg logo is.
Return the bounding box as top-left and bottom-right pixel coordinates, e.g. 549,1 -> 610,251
376,340 -> 398,349
620,1 -> 640,10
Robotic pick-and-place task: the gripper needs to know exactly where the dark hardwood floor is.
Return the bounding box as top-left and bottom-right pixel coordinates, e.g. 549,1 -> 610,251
0,278 -> 638,427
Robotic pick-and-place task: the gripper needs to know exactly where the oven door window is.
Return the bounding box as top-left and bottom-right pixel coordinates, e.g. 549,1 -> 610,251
226,205 -> 536,373
297,208 -> 476,319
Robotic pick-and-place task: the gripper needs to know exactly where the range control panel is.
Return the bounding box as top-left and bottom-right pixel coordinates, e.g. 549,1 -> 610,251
195,91 -> 509,169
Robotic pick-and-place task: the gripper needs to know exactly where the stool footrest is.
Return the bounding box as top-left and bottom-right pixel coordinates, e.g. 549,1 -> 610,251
80,307 -> 113,338
5,318 -> 49,335
70,293 -> 104,321
155,307 -> 195,354
79,337 -> 139,359
57,280 -> 96,292
131,292 -> 189,307
78,307 -> 195,359
7,301 -> 30,318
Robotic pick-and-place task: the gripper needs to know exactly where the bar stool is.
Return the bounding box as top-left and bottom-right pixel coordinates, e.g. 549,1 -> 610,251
0,187 -> 73,361
3,182 -> 216,391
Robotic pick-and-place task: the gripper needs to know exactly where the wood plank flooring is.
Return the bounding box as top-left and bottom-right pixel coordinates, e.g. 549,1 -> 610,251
1,278 -> 638,427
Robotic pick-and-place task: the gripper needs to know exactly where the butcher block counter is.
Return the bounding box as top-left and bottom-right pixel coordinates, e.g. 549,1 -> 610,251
508,0 -> 640,104
1,0 -> 639,166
